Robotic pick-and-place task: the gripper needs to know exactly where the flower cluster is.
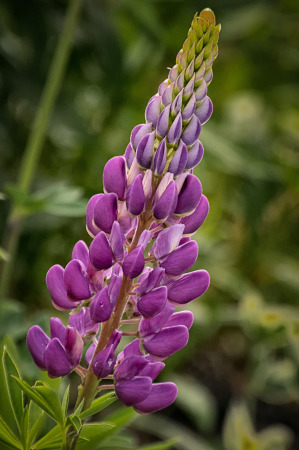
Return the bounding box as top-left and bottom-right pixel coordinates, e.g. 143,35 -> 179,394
27,9 -> 220,414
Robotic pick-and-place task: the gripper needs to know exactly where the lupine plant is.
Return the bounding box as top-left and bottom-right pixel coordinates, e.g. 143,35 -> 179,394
1,8 -> 221,450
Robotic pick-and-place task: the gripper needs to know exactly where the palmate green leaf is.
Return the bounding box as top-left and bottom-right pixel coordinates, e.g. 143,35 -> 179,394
79,392 -> 116,420
13,378 -> 64,426
2,348 -> 24,433
0,416 -> 22,449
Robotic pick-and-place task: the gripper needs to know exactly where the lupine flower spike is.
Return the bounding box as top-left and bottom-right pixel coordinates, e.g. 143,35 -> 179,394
27,8 -> 220,415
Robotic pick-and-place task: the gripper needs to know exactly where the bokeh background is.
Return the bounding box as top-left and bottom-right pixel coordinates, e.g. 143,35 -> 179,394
1,0 -> 299,449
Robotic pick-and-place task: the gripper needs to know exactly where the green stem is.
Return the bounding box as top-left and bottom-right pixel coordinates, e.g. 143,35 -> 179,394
0,0 -> 84,300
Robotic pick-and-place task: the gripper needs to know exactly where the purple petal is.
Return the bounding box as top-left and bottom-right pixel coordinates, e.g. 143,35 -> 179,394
137,286 -> 167,319
167,270 -> 210,305
72,240 -> 89,268
126,174 -> 145,216
185,140 -> 204,170
123,246 -> 145,279
175,174 -> 202,216
108,270 -> 122,307
93,193 -> 118,234
171,91 -> 183,116
183,74 -> 195,99
50,317 -> 66,342
46,265 -> 78,311
136,132 -> 155,169
117,339 -> 142,363
86,194 -> 102,237
168,140 -> 188,176
181,115 -> 201,146
152,224 -> 185,259
158,79 -> 169,96
139,302 -> 175,338
90,287 -> 113,323
115,376 -> 152,407
166,311 -> 194,330
142,169 -> 152,200
44,338 -> 72,378
26,326 -> 49,370
65,326 -> 83,367
182,93 -> 196,121
152,139 -> 167,175
69,308 -> 99,337
114,355 -> 148,382
161,83 -> 174,107
175,69 -> 185,92
136,267 -> 165,296
195,96 -> 213,125
64,259 -> 91,301
108,330 -> 122,351
85,343 -> 96,366
134,382 -> 177,414
143,326 -> 189,359
167,113 -> 182,144
195,79 -> 207,102
92,345 -> 115,378
103,156 -> 127,201
124,143 -> 135,169
156,105 -> 170,138
131,123 -> 153,151
160,240 -> 198,276
109,221 -> 125,262
145,96 -> 162,127
89,232 -> 113,271
139,361 -> 165,381
169,65 -> 179,82
180,194 -> 209,235
153,181 -> 178,221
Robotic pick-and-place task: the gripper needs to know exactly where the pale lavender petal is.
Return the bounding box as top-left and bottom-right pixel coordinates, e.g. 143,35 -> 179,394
64,259 -> 91,301
167,113 -> 182,144
143,325 -> 189,359
145,96 -> 162,127
136,132 -> 155,169
169,65 -> 179,82
44,338 -> 72,377
152,224 -> 185,259
93,193 -> 118,234
103,156 -> 127,201
46,265 -> 78,311
185,140 -> 204,170
160,240 -> 198,276
137,230 -> 151,250
180,194 -> 209,235
182,93 -> 196,121
168,140 -> 188,176
126,174 -> 145,215
137,286 -> 167,319
131,123 -> 153,151
26,326 -> 49,370
175,69 -> 185,92
123,246 -> 145,279
175,174 -> 202,215
167,270 -> 210,305
134,382 -> 177,413
181,115 -> 201,146
115,376 -> 152,406
195,79 -> 207,102
89,232 -> 113,270
195,96 -> 213,125
124,143 -> 134,169
156,105 -> 170,138
161,83 -> 174,107
171,91 -> 183,116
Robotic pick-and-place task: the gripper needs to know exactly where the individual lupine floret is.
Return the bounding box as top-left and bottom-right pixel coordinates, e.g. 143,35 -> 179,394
27,318 -> 83,378
138,302 -> 193,359
69,307 -> 99,339
167,270 -> 210,305
113,339 -> 177,413
86,330 -> 122,378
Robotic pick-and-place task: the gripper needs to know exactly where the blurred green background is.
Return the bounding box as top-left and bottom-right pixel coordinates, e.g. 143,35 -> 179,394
1,0 -> 299,449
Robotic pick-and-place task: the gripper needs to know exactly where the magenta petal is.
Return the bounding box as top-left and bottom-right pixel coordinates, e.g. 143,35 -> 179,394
181,114 -> 201,146
180,194 -> 209,235
114,355 -> 148,382
93,193 -> 118,234
134,382 -> 177,414
85,343 -> 96,366
86,194 -> 102,237
124,143 -> 134,169
108,270 -> 122,307
139,302 -> 175,338
153,181 -> 178,221
166,311 -> 194,330
64,259 -> 91,301
123,246 -> 145,279
175,174 -> 202,215
103,156 -> 127,201
26,326 -> 49,370
152,224 -> 185,259
139,361 -> 165,381
185,140 -> 204,170
126,174 -> 145,216
44,338 -> 72,378
109,222 -> 125,262
117,339 -> 142,363
115,376 -> 152,406
160,240 -> 198,276
167,270 -> 210,305
46,265 -> 78,311
168,140 -> 188,176
50,317 -> 66,342
90,287 -> 113,323
138,286 -> 167,319
89,232 -> 113,270
195,96 -> 213,125
72,240 -> 89,268
92,345 -> 115,378
143,326 -> 189,359
69,308 -> 98,337
65,327 -> 83,367
136,267 -> 165,296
